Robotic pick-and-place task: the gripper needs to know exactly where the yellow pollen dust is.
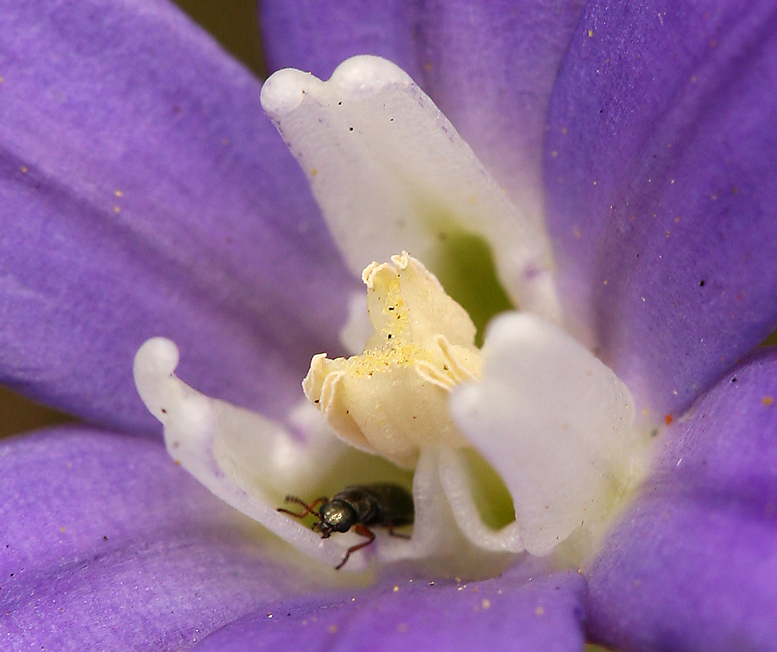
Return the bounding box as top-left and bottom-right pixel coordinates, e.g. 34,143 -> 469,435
303,252 -> 482,468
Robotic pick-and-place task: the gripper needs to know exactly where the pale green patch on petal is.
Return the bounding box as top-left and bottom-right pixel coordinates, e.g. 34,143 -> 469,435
451,313 -> 650,559
260,55 -> 560,324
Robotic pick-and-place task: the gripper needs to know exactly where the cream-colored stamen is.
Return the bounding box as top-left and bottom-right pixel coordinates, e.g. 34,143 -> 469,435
303,252 -> 482,468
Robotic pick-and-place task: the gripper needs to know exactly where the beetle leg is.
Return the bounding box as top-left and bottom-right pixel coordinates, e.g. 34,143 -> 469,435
277,495 -> 328,519
335,524 -> 376,570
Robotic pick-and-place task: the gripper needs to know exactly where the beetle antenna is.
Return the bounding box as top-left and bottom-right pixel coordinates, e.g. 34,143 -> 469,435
276,495 -> 328,519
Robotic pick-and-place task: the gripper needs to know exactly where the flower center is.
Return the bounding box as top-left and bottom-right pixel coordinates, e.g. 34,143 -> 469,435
134,55 -> 653,577
303,252 -> 482,469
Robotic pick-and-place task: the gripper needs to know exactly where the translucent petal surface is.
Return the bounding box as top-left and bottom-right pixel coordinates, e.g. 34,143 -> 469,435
437,447 -> 522,553
545,0 -> 777,418
588,348 -> 777,651
0,0 -> 355,433
261,56 -> 560,322
0,427 -> 315,650
452,312 -> 646,556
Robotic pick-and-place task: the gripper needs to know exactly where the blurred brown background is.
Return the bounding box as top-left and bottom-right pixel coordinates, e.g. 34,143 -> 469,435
171,0 -> 266,78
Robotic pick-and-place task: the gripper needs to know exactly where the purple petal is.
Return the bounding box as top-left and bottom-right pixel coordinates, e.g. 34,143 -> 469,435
262,0 -> 587,212
414,0 -> 588,217
193,567 -> 587,652
587,348 -> 777,651
0,0 -> 356,435
545,0 -> 777,418
260,0 -> 423,82
0,426 -> 316,650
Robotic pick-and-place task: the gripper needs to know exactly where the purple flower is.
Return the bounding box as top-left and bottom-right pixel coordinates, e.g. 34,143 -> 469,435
1,1 -> 776,650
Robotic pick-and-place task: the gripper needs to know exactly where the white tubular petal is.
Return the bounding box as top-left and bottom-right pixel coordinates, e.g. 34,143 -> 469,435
260,55 -> 560,322
378,448 -> 460,564
133,337 -> 363,570
378,448 -> 517,579
451,314 -> 643,556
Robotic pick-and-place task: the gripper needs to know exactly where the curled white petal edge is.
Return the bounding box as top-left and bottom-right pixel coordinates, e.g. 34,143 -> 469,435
377,448 -> 519,578
133,337 -> 362,569
261,55 -> 561,323
437,447 -> 523,553
451,312 -> 649,557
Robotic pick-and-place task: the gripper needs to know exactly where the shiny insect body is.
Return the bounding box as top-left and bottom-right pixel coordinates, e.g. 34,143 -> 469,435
278,483 -> 414,569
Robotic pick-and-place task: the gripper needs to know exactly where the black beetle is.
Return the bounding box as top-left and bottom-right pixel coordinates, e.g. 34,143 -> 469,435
278,483 -> 414,569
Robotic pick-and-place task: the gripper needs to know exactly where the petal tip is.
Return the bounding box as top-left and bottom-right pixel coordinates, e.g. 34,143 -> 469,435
133,337 -> 180,419
330,55 -> 412,99
260,68 -> 315,117
134,336 -> 180,378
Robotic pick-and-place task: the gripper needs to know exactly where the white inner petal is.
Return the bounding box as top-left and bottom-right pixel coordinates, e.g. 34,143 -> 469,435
451,313 -> 649,557
260,55 -> 560,322
134,337 -> 367,570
